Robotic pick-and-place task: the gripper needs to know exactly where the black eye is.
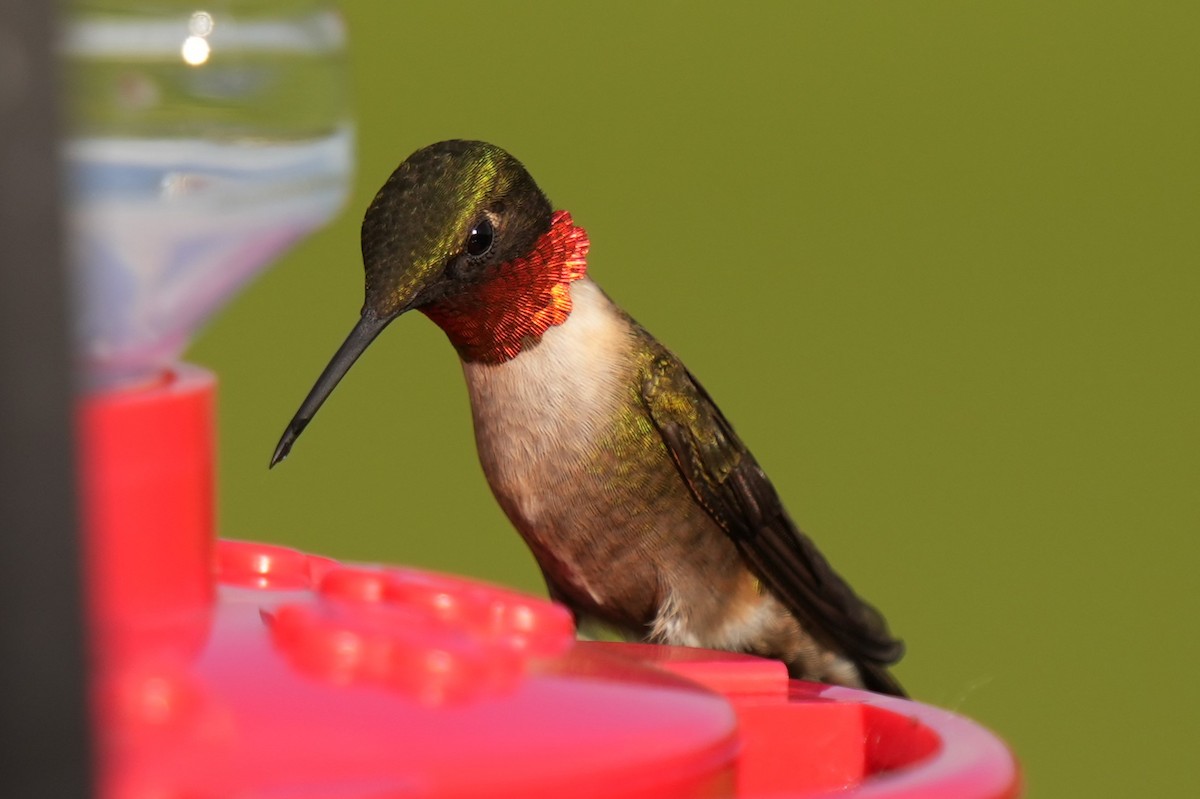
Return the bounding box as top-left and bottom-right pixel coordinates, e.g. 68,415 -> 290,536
466,218 -> 494,257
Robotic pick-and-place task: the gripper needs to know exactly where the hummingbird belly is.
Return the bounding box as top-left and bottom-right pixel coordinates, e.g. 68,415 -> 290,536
461,279 -> 751,637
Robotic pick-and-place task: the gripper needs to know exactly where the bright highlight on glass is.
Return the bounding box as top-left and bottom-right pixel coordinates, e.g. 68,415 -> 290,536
181,11 -> 213,66
188,10 -> 214,37
181,35 -> 209,65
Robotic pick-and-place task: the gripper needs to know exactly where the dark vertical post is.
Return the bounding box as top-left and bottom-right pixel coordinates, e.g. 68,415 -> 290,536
0,1 -> 92,797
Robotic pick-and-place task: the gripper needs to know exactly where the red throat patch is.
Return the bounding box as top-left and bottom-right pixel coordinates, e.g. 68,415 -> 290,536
422,211 -> 591,364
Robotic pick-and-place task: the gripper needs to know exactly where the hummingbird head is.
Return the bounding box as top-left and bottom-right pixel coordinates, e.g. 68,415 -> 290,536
359,139 -> 553,319
271,140 -> 590,466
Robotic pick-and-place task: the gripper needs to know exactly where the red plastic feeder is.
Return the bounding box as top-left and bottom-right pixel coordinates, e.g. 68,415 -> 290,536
80,367 -> 1021,799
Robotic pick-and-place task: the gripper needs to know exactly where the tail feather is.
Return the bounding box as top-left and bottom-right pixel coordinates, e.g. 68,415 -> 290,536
858,662 -> 907,697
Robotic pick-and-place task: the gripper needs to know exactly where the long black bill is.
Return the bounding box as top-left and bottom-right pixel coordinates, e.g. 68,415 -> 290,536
270,312 -> 393,467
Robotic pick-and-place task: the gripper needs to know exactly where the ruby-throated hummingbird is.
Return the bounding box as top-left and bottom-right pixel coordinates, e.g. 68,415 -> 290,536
271,140 -> 905,695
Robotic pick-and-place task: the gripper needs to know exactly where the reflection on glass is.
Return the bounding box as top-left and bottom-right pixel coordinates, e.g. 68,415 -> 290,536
64,1 -> 353,388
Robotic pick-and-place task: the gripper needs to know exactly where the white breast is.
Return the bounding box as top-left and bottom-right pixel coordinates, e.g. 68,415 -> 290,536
460,278 -> 635,526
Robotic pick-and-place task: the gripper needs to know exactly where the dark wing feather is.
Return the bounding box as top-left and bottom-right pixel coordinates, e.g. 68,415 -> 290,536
640,350 -> 906,695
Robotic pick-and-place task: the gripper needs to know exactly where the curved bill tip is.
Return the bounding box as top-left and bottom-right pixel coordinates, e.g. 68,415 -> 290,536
269,422 -> 307,468
267,312 -> 391,469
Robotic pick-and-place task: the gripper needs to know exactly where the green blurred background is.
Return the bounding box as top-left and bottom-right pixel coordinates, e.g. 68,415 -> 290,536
189,2 -> 1198,796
